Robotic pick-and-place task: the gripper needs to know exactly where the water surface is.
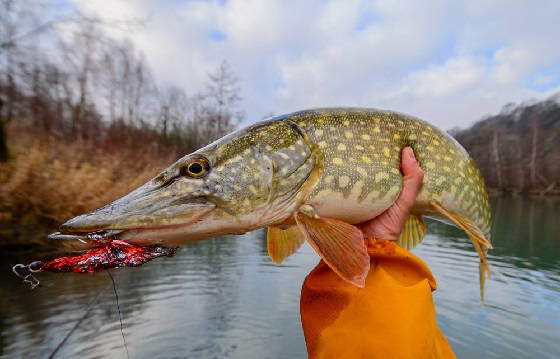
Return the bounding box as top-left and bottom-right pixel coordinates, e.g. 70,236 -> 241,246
1,196 -> 559,358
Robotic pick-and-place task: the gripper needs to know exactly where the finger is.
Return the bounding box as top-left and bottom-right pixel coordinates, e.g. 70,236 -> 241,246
397,147 -> 424,212
382,148 -> 424,228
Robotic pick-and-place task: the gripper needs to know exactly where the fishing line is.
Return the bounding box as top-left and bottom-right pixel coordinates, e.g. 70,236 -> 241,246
46,271 -> 130,359
12,241 -> 176,357
47,283 -> 108,359
108,270 -> 130,359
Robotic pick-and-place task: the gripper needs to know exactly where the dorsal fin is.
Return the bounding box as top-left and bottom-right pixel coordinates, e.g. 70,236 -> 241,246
267,225 -> 305,264
397,214 -> 426,251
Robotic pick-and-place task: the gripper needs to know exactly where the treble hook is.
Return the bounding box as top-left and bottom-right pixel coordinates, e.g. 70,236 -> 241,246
12,261 -> 44,289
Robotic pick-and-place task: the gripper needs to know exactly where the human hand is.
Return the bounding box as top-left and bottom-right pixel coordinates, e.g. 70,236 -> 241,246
358,147 -> 424,241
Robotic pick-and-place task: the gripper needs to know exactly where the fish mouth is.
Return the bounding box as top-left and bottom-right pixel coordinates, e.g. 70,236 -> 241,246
48,174 -> 217,250
48,205 -> 215,251
47,229 -> 124,250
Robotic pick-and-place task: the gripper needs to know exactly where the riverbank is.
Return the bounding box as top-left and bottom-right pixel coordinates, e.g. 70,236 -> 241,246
0,125 -> 178,245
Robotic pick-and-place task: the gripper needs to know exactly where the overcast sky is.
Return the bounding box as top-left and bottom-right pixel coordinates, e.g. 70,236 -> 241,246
70,0 -> 560,130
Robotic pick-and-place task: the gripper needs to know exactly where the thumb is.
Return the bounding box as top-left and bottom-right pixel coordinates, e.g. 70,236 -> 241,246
380,147 -> 424,232
358,147 -> 424,241
397,147 -> 424,213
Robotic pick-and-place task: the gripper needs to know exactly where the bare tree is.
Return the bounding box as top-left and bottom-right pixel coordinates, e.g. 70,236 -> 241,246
530,115 -> 538,186
0,98 -> 7,161
200,60 -> 244,141
455,97 -> 560,194
492,129 -> 503,189
158,85 -> 188,142
0,1 -> 245,165
0,0 -> 45,125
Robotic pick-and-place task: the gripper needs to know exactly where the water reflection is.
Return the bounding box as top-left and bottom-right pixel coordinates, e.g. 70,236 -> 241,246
1,196 -> 559,358
490,196 -> 560,270
416,195 -> 560,359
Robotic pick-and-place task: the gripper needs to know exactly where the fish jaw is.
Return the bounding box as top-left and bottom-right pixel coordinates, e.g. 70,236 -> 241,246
50,205 -> 217,250
58,177 -> 218,234
116,200 -> 298,247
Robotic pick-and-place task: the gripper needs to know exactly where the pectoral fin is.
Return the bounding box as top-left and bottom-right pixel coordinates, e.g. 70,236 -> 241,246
267,225 -> 305,264
295,209 -> 370,288
397,215 -> 426,251
430,201 -> 491,304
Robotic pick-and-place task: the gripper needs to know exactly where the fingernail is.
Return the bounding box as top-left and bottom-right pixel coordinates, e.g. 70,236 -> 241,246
408,148 -> 416,160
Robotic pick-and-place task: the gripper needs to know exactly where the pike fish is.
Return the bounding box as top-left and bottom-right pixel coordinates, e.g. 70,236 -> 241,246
50,108 -> 492,298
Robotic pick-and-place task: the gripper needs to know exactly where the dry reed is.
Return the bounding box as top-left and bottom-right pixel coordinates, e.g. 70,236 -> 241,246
0,130 -> 178,226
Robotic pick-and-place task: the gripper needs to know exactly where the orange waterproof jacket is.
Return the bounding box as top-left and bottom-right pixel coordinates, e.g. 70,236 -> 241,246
300,238 -> 456,359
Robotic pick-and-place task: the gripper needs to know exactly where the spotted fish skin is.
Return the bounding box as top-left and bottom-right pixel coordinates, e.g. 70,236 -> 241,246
54,107 -> 492,296
56,107 -> 491,251
284,108 -> 491,242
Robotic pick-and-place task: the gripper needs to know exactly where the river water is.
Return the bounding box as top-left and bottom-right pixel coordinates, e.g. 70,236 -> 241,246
1,196 -> 559,358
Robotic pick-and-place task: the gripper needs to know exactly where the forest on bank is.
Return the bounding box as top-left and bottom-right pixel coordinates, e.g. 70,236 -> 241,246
453,97 -> 560,195
1,1 -> 559,238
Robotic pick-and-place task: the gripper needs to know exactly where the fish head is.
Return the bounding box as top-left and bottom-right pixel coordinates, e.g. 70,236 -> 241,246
53,119 -> 320,248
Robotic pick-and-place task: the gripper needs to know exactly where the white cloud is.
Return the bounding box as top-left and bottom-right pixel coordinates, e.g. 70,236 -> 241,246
70,0 -> 560,130
392,58 -> 486,98
491,46 -> 539,85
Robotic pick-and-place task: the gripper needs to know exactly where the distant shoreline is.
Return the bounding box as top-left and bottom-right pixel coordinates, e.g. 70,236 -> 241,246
487,188 -> 560,197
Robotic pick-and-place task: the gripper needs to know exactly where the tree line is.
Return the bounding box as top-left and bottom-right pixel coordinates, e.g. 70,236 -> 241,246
452,95 -> 560,195
0,0 -> 243,161
2,0 -> 558,198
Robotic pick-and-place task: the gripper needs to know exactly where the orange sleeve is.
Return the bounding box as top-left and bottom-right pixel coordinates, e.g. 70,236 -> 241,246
300,238 -> 456,359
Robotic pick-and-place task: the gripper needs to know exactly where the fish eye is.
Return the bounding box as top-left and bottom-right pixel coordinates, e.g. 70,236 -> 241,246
182,157 -> 209,178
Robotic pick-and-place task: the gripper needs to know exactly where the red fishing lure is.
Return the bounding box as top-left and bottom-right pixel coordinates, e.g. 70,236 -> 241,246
13,240 -> 176,287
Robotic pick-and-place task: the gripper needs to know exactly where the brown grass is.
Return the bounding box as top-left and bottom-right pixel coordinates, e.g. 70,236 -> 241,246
0,127 -> 178,227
